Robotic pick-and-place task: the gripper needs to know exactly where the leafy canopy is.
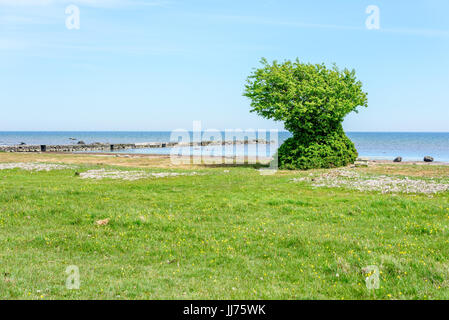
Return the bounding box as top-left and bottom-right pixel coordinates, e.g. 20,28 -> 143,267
244,58 -> 368,136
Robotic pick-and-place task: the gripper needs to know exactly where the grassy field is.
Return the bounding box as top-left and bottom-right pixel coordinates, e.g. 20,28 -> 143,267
0,153 -> 448,299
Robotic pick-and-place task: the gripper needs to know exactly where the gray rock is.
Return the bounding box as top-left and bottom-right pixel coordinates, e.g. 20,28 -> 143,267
77,141 -> 86,145
424,156 -> 434,162
393,157 -> 402,163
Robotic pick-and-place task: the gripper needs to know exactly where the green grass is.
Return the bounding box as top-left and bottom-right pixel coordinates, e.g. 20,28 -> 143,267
0,163 -> 448,300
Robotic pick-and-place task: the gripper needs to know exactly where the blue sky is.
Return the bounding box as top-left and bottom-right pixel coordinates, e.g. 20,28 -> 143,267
1,0 -> 448,131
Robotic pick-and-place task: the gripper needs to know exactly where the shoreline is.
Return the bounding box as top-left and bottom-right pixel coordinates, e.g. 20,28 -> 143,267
0,141 -> 445,165
367,159 -> 448,165
1,150 -> 446,166
1,132 -> 447,163
0,148 -> 445,165
0,139 -> 272,153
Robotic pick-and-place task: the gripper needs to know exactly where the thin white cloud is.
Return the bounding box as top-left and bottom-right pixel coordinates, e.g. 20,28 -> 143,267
0,15 -> 35,23
0,35 -> 184,56
381,27 -> 449,38
0,0 -> 170,7
208,14 -> 449,38
211,14 -> 363,32
0,0 -> 59,5
0,38 -> 28,50
0,0 -> 171,27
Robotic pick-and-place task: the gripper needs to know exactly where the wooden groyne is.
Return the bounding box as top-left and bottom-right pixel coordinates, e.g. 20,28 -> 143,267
0,139 -> 271,153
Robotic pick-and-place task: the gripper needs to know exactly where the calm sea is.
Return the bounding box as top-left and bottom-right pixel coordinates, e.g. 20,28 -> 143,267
0,131 -> 448,162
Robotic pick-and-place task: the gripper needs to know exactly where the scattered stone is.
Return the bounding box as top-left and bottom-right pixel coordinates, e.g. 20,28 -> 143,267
79,169 -> 200,181
19,142 -> 26,145
96,218 -> 110,226
424,156 -> 434,162
393,157 -> 402,163
0,162 -> 75,172
77,141 -> 86,145
292,169 -> 449,194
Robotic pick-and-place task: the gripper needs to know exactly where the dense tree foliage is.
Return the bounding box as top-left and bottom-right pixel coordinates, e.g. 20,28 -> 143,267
244,58 -> 368,170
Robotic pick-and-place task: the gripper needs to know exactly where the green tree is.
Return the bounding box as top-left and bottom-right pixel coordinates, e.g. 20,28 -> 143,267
244,58 -> 368,170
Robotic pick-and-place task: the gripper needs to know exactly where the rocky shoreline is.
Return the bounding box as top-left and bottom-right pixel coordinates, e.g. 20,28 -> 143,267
0,139 -> 272,153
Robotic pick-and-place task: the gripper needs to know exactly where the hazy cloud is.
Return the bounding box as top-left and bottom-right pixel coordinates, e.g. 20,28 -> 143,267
0,0 -> 169,7
209,14 -> 449,38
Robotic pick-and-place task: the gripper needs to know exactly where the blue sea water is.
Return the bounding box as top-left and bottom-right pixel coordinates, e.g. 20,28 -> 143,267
0,131 -> 448,162
347,132 -> 449,162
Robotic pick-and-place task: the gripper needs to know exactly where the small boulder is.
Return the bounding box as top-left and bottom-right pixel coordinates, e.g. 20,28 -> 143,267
96,218 -> 110,226
19,142 -> 26,145
393,157 -> 402,163
77,141 -> 86,145
424,156 -> 434,162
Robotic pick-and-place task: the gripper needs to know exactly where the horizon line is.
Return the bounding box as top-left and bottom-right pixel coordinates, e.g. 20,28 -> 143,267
1,130 -> 449,133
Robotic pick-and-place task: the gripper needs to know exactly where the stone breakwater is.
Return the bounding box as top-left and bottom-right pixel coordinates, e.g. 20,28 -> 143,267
0,139 -> 271,153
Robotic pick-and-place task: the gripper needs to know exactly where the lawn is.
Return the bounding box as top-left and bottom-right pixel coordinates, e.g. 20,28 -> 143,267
0,153 -> 448,299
